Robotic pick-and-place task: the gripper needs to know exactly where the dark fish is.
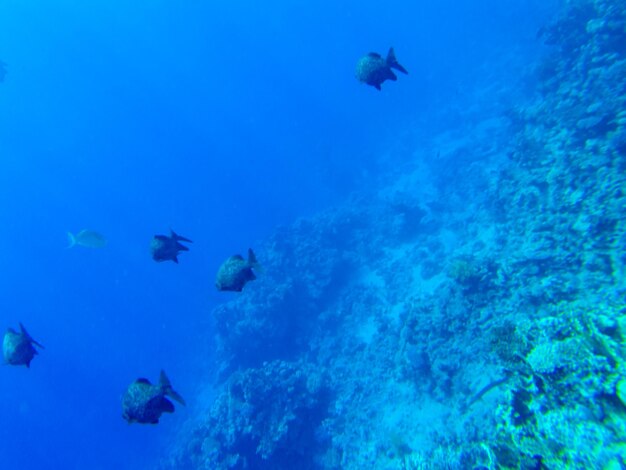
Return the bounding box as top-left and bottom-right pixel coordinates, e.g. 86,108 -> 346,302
122,370 -> 185,424
355,47 -> 408,90
216,248 -> 259,292
151,230 -> 192,264
3,323 -> 44,368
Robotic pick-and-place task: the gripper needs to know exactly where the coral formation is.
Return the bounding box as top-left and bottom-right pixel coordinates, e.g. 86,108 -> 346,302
164,360 -> 327,469
162,0 -> 626,468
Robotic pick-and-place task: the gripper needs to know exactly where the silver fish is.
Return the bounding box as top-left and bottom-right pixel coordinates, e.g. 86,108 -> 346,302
67,229 -> 107,248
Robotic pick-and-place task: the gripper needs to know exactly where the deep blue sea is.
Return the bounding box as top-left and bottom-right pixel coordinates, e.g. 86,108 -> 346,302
6,1 -> 624,469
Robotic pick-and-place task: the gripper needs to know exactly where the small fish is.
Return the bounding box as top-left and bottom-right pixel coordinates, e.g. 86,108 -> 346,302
3,323 -> 44,368
122,370 -> 186,424
151,230 -> 192,264
355,47 -> 408,91
216,248 -> 259,292
67,229 -> 107,248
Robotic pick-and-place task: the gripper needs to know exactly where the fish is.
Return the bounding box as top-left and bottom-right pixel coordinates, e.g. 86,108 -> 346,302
216,248 -> 259,292
150,230 -> 192,263
122,370 -> 186,424
355,47 -> 408,90
3,323 -> 44,368
67,229 -> 107,248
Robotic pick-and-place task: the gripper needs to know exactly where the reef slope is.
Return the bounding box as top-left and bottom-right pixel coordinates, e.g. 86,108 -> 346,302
163,1 -> 626,468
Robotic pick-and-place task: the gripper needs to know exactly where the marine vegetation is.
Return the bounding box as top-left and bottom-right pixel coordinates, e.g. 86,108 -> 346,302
3,323 -> 44,368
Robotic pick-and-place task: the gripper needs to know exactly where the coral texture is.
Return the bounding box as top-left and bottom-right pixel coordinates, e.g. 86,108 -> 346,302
163,1 -> 626,468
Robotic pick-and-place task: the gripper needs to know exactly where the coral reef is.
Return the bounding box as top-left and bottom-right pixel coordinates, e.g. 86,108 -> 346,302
164,360 -> 328,469
163,0 -> 626,468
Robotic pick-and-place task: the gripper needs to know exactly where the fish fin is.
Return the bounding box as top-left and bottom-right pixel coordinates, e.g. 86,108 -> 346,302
19,323 -> 31,339
159,370 -> 171,387
160,370 -> 186,406
168,389 -> 186,406
388,69 -> 398,81
176,242 -> 189,252
159,397 -> 176,413
367,52 -> 382,58
171,230 -> 192,243
386,47 -> 408,74
172,257 -> 179,264
247,248 -> 264,274
247,248 -> 257,266
19,323 -> 44,349
135,378 -> 152,385
66,232 -> 76,248
374,83 -> 381,91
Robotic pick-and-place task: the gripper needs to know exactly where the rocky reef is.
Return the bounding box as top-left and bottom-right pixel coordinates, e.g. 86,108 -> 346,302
163,0 -> 626,468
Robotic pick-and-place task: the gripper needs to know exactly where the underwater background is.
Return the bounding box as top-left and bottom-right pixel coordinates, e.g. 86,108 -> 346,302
1,0 -> 625,468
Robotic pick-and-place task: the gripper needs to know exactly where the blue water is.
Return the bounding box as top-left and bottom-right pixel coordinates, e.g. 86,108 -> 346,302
0,1 -> 560,468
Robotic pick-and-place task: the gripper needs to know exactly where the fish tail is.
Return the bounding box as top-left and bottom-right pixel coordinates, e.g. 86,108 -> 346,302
66,232 -> 77,248
247,248 -> 264,274
171,230 -> 193,243
20,323 -> 44,349
160,370 -> 186,406
386,47 -> 408,75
